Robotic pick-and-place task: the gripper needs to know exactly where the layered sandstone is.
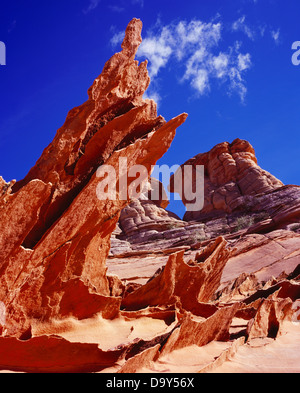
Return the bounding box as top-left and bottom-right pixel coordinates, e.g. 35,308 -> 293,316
171,138 -> 283,217
109,139 -> 300,260
169,138 -> 300,225
0,18 -> 187,338
104,138 -> 300,373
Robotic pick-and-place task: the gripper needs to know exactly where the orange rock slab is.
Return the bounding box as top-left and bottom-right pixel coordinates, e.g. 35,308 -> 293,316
0,335 -> 124,373
121,237 -> 230,311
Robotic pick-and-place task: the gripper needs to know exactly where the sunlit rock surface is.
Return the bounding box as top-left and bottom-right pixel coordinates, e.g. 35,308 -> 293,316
0,19 -> 299,373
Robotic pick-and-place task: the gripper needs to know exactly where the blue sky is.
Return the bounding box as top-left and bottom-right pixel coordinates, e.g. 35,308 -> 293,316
0,0 -> 300,217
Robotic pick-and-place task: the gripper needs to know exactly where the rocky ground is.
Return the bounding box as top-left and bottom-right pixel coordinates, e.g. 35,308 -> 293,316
0,18 -> 299,373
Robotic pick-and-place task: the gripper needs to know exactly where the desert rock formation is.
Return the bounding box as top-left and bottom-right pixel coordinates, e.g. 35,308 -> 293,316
0,18 -> 299,373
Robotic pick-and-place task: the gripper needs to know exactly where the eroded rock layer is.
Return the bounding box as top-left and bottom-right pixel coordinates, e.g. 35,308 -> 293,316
0,18 -> 187,338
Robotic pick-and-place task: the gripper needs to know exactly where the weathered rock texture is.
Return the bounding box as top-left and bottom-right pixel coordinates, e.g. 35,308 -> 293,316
0,18 -> 187,339
0,18 -> 299,373
170,139 -> 283,219
169,138 -> 300,230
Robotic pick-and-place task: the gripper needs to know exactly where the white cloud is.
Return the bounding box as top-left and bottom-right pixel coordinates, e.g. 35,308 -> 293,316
211,53 -> 230,78
143,90 -> 161,107
232,15 -> 255,40
108,5 -> 125,13
111,15 -> 280,103
228,66 -> 248,102
232,16 -> 281,47
138,35 -> 173,78
259,25 -> 267,37
193,69 -> 210,95
271,29 -> 280,44
110,31 -> 125,47
237,53 -> 252,71
136,19 -> 251,102
83,0 -> 100,14
174,20 -> 222,59
184,48 -> 207,80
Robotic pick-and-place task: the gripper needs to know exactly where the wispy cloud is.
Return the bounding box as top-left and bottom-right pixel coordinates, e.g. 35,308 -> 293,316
237,53 -> 252,71
232,15 -> 281,45
110,31 -> 125,47
137,31 -> 173,78
232,15 -> 256,40
136,19 -> 252,102
271,28 -> 280,44
108,5 -> 125,13
111,15 -> 280,104
83,0 -> 101,14
143,89 -> 161,108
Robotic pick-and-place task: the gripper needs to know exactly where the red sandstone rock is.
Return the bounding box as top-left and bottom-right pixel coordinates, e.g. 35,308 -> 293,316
0,18 -> 187,338
160,303 -> 240,355
117,344 -> 160,373
170,138 -> 283,221
121,237 -> 230,311
246,294 -> 293,340
221,230 -> 300,286
0,335 -> 124,373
